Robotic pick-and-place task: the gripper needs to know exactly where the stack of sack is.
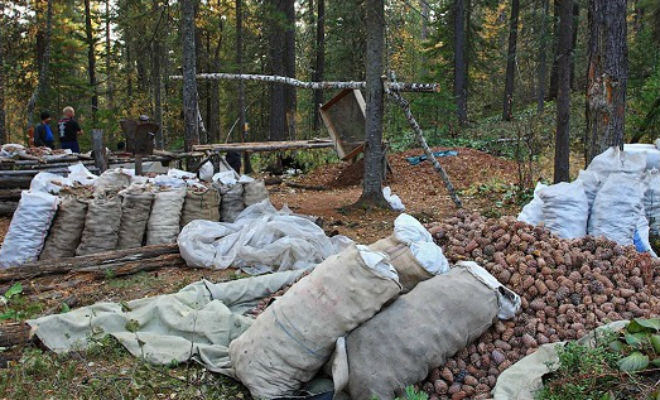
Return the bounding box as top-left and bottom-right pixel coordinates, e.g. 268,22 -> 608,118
228,213 -> 521,400
518,145 -> 660,256
0,159 -> 272,268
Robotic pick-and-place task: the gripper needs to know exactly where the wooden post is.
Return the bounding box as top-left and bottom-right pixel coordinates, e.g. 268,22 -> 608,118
92,129 -> 107,173
135,153 -> 143,176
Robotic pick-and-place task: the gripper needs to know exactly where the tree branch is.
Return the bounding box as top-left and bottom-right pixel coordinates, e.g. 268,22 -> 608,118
169,72 -> 440,92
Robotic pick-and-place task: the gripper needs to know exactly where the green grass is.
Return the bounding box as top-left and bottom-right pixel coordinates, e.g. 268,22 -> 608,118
0,337 -> 248,399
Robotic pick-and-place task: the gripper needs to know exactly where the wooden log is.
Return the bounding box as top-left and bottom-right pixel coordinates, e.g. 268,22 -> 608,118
0,244 -> 179,282
0,322 -> 31,348
92,129 -> 108,173
0,176 -> 32,189
0,202 -> 17,216
0,189 -> 21,201
193,139 -> 334,153
79,253 -> 186,278
168,72 -> 441,93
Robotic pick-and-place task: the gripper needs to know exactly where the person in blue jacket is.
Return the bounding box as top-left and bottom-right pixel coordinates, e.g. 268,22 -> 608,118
34,111 -> 55,149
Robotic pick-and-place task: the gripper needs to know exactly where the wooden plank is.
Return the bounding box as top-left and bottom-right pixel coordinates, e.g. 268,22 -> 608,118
193,139 -> 334,153
0,202 -> 18,216
92,129 -> 108,173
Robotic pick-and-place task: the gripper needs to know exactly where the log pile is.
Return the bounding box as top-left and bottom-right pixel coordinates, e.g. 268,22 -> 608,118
417,211 -> 660,400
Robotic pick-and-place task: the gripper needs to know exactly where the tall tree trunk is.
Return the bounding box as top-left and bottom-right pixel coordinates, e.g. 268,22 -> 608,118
453,0 -> 468,125
569,2 -> 579,90
554,0 -> 573,183
585,0 -> 628,164
549,0 -> 559,100
312,0 -> 325,132
537,0 -> 549,113
125,43 -> 133,100
182,0 -> 200,152
236,0 -> 251,173
105,0 -> 113,109
502,0 -> 520,121
0,22 -> 6,144
357,0 -> 387,207
284,0 -> 296,140
209,21 -> 222,144
268,0 -> 286,141
84,0 -> 98,123
151,0 -> 163,149
26,0 -> 53,129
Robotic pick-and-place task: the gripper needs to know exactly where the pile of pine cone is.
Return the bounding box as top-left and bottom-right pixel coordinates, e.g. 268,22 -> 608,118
417,211 -> 660,400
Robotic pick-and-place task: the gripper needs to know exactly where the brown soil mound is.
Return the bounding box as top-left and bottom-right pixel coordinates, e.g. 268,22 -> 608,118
296,147 -> 518,190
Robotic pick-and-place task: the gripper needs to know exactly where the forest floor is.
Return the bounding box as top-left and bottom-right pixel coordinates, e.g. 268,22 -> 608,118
0,145 -> 538,399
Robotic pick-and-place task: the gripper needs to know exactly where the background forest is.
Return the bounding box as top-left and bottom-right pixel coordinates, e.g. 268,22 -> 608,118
0,0 -> 658,169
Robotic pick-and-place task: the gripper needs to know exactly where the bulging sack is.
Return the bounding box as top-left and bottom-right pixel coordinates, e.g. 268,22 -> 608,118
517,182 -> 547,226
588,173 -> 644,246
117,187 -> 154,249
243,179 -> 268,207
76,194 -> 122,256
219,183 -> 244,222
643,169 -> 660,235
369,236 -> 448,292
0,191 -> 58,267
539,181 -> 588,239
40,196 -> 88,260
229,244 -> 401,399
146,187 -> 187,245
180,186 -> 221,228
339,262 -> 520,400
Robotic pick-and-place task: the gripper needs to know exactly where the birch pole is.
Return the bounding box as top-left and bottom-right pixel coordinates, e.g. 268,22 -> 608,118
387,87 -> 463,208
169,72 -> 439,92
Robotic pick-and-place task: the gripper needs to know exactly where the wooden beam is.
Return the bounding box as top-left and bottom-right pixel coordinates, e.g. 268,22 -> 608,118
193,139 -> 335,153
0,244 -> 179,282
92,130 -> 108,173
0,202 -> 17,216
168,72 -> 440,93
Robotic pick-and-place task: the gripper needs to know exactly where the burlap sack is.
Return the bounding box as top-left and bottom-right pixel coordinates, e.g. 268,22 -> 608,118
369,235 -> 433,292
229,244 -> 401,399
117,188 -> 154,249
40,196 -> 88,260
219,183 -> 244,222
76,194 -> 122,256
146,187 -> 186,245
339,265 -> 510,400
243,179 -> 268,206
180,187 -> 221,228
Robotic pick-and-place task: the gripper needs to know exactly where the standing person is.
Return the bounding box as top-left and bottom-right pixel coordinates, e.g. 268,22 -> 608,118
58,106 -> 83,153
34,111 -> 55,149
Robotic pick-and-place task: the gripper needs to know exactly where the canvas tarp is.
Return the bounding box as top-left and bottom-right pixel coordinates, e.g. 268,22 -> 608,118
178,200 -> 352,274
27,270 -> 304,374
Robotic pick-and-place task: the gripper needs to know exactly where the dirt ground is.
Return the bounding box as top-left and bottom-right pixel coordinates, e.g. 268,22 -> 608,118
0,146 -> 524,398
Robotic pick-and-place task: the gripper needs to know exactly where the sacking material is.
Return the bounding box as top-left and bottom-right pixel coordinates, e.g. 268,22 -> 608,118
180,186 -> 221,227
76,194 -> 122,255
27,270 -> 305,374
219,183 -> 244,222
368,213 -> 449,292
243,179 -> 268,207
146,187 -> 186,245
336,261 -> 520,400
517,182 -> 547,225
178,200 -> 351,273
383,186 -> 405,211
588,173 -> 644,245
40,196 -> 88,259
0,191 -> 58,267
229,244 -> 401,399
94,169 -> 131,193
117,186 -> 154,249
575,169 -> 601,210
539,181 -> 588,239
